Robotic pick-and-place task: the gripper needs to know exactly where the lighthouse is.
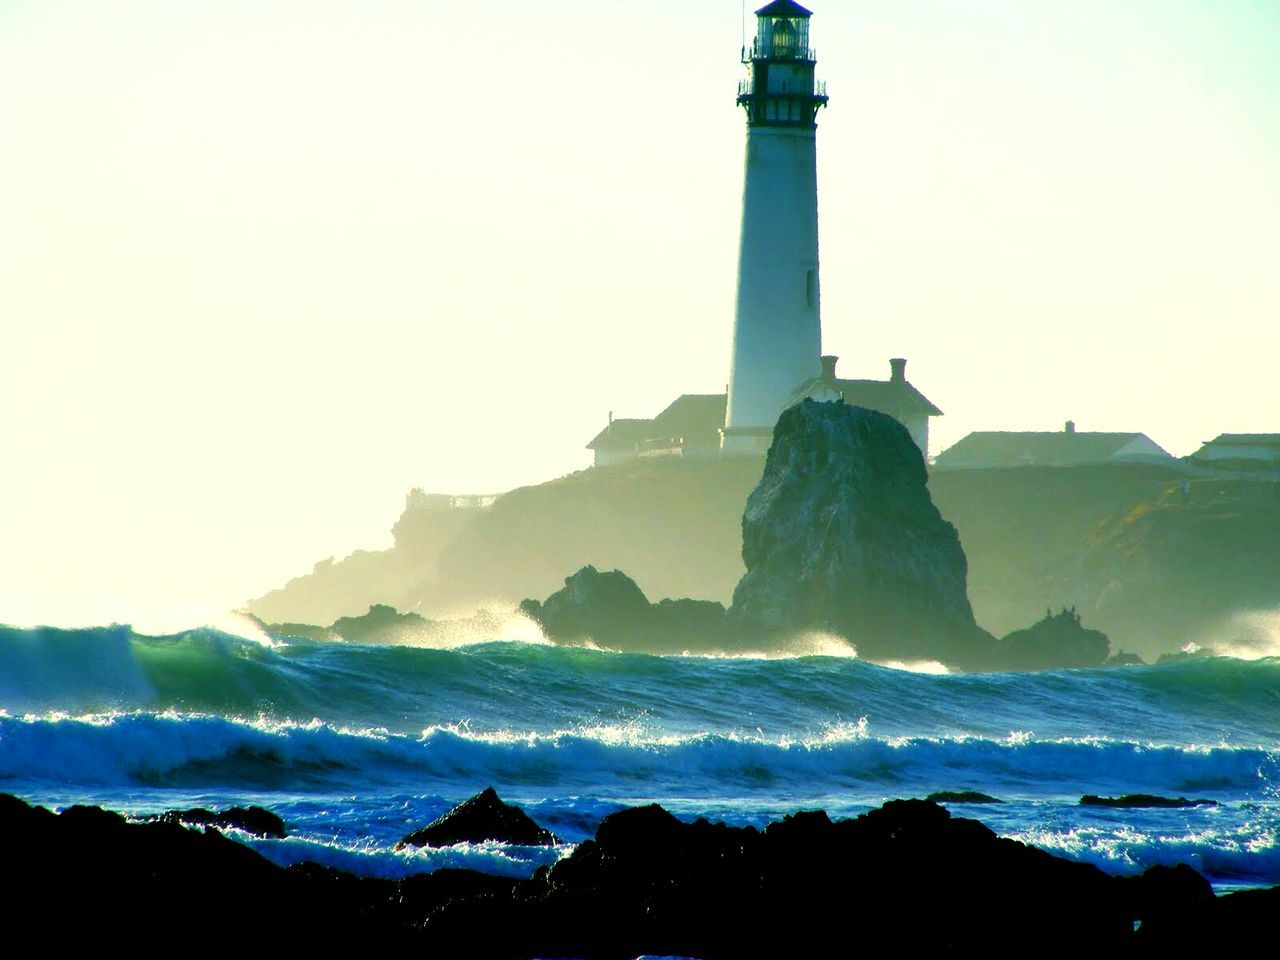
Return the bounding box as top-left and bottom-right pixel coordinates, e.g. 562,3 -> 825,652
721,1 -> 829,455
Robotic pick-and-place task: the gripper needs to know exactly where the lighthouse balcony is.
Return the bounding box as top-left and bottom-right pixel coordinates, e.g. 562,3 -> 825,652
743,39 -> 817,63
738,78 -> 827,98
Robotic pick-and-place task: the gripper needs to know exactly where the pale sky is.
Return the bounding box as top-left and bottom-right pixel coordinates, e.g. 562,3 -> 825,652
3,0 -> 1278,628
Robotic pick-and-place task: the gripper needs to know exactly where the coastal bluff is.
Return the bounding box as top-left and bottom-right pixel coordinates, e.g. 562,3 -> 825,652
251,420 -> 1280,662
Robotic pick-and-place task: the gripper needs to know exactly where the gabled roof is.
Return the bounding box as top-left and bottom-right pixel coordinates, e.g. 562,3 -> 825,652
790,376 -> 943,417
586,418 -> 657,451
652,394 -> 728,437
834,378 -> 944,417
1204,433 -> 1280,446
934,431 -> 1168,468
756,0 -> 813,18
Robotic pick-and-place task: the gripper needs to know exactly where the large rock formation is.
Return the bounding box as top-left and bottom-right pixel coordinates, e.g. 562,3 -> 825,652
730,400 -> 994,666
997,607 -> 1110,671
520,566 -> 727,653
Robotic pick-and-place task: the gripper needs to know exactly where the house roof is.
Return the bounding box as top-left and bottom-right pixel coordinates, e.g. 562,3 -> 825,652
1204,434 -> 1280,446
589,372 -> 942,455
789,376 -> 944,417
652,394 -> 728,438
833,379 -> 944,417
586,418 -> 657,451
756,0 -> 813,18
934,431 -> 1165,468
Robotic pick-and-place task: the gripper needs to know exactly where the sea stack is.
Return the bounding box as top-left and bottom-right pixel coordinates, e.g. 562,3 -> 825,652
730,399 -> 994,666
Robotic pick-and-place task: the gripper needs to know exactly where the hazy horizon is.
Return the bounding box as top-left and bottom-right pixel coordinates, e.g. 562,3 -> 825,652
3,0 -> 1278,628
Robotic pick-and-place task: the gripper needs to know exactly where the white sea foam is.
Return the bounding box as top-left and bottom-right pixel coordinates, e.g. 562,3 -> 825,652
876,659 -> 951,675
240,831 -> 567,880
1013,818 -> 1280,885
1,711 -> 1273,803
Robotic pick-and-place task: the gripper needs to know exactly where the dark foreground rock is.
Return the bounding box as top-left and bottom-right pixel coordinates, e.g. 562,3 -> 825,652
155,804 -> 286,838
1,790 -> 1271,954
398,788 -> 558,848
997,607 -> 1111,670
729,401 -> 995,667
1081,793 -> 1219,809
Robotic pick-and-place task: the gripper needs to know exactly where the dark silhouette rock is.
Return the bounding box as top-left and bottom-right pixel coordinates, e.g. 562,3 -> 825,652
998,607 -> 1110,671
331,603 -> 430,643
519,566 -> 656,646
156,805 -> 287,838
1105,649 -> 1145,667
1137,883 -> 1280,950
427,796 -> 1163,955
521,566 -> 727,652
925,790 -> 1003,804
1080,794 -> 1218,809
4,790 -> 1273,953
397,788 -> 558,848
729,400 -> 995,667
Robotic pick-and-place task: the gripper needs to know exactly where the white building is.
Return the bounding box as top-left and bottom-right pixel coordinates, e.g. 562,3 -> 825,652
1191,434 -> 1280,466
586,3 -> 944,467
721,0 -> 828,455
586,358 -> 941,467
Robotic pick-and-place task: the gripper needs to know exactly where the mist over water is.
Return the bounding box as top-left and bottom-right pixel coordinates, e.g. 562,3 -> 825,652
2,621 -> 1278,890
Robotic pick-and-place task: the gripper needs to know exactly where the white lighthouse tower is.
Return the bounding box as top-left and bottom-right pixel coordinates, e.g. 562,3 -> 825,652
721,1 -> 828,455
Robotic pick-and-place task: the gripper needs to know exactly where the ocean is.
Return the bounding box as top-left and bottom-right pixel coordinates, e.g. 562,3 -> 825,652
2,621 -> 1278,893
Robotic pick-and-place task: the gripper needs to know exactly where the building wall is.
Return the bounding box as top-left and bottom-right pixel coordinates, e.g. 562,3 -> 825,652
905,414 -> 929,459
1111,436 -> 1173,462
1198,443 -> 1280,462
594,448 -> 634,468
725,125 -> 822,436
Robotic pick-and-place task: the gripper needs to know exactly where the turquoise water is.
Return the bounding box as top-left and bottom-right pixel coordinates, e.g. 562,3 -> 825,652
2,623 -> 1277,888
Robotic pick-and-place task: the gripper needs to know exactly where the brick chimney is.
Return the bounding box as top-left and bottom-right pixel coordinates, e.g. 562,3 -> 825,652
890,358 -> 907,383
820,355 -> 838,381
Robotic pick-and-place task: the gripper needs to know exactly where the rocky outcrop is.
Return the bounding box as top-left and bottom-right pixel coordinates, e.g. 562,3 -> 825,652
730,401 -> 994,666
427,797 -> 1213,954
397,788 -> 557,848
3,790 -> 1268,953
520,566 -> 727,652
997,607 -> 1110,671
331,604 -> 430,643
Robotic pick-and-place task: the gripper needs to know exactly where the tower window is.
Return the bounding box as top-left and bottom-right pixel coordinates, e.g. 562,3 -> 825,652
805,270 -> 815,309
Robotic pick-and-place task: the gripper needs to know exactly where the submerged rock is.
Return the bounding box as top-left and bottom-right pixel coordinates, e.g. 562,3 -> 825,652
730,400 -> 994,667
925,790 -> 1003,804
397,787 -> 558,848
155,805 -> 286,838
998,607 -> 1110,671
